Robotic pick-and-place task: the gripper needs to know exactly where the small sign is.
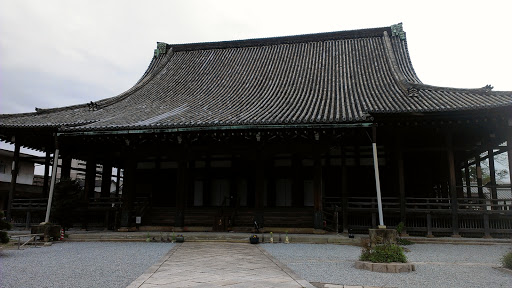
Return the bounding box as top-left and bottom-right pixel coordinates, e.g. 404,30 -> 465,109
136,217 -> 141,224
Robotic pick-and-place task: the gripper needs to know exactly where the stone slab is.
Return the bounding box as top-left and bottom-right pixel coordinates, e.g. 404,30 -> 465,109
127,242 -> 314,288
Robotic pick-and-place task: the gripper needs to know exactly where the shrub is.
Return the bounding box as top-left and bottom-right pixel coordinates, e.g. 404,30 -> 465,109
395,222 -> 414,245
51,179 -> 86,230
396,222 -> 405,235
502,251 -> 512,269
0,211 -> 12,244
360,244 -> 407,263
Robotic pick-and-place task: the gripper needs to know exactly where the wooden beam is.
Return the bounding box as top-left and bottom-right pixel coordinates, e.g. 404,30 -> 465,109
463,147 -> 508,167
101,161 -> 112,198
371,126 -> 384,227
175,159 -> 187,227
313,154 -> 322,212
475,155 -> 484,199
60,155 -> 72,180
341,148 -> 348,233
115,168 -> 121,197
488,149 -> 498,209
6,140 -> 20,221
84,158 -> 96,200
120,160 -> 136,227
464,161 -> 471,198
42,149 -> 51,197
446,133 -> 460,237
397,143 -> 406,227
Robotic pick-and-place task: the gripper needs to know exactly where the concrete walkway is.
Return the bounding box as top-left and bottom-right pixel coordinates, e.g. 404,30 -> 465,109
127,242 -> 315,288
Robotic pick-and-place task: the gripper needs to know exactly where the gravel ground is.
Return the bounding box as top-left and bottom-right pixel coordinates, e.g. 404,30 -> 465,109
262,243 -> 512,288
0,242 -> 173,288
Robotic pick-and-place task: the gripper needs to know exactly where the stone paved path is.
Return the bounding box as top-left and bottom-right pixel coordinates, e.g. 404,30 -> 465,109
127,242 -> 314,287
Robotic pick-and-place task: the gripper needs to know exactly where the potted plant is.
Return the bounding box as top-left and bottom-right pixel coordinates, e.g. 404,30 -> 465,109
249,234 -> 259,244
176,234 -> 184,243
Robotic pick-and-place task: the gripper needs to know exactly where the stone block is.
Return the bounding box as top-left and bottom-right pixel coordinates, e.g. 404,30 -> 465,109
368,228 -> 397,247
354,261 -> 364,269
363,261 -> 373,271
386,263 -> 398,273
372,263 -> 387,273
31,224 -> 61,241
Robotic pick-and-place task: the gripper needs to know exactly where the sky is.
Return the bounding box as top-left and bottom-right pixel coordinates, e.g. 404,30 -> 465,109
0,0 -> 511,176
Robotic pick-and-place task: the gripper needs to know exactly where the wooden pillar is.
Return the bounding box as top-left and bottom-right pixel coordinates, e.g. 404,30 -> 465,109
341,148 -> 349,233
101,162 -> 113,198
42,149 -> 51,196
6,141 -> 20,221
397,145 -> 407,232
446,133 -> 460,237
371,126 -> 384,227
84,159 -> 96,200
204,157 -> 212,206
254,153 -> 265,209
455,166 -> 464,198
61,155 -> 72,180
291,155 -> 304,207
115,168 -> 121,197
488,149 -> 498,209
267,158 -> 276,208
483,212 -> 491,238
313,153 -> 323,229
120,160 -> 136,227
175,157 -> 188,227
254,149 -> 265,228
464,161 -> 471,199
475,155 -> 484,200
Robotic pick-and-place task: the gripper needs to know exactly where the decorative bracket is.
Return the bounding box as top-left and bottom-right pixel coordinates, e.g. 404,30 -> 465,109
407,87 -> 419,97
482,84 -> 494,92
88,101 -> 99,111
391,23 -> 406,40
154,42 -> 168,57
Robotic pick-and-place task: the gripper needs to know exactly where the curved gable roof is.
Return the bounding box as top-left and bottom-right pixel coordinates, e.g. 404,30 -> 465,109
1,24 -> 511,132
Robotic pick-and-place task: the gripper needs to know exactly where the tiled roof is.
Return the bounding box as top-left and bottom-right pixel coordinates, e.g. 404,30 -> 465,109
1,24 -> 511,132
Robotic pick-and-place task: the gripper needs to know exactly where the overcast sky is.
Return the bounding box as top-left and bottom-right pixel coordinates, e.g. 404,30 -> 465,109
0,0 -> 511,165
1,0 -> 511,115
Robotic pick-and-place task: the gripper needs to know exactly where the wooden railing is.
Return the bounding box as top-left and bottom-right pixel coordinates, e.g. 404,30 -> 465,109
12,198 -> 48,210
323,196 -> 512,237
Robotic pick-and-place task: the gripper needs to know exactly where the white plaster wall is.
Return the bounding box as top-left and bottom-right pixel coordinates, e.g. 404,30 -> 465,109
0,158 -> 35,185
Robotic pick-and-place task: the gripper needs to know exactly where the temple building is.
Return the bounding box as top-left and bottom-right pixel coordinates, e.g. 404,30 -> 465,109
1,24 -> 511,237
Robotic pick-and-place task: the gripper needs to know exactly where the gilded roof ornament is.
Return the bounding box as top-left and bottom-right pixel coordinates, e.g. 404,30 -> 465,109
391,23 -> 406,40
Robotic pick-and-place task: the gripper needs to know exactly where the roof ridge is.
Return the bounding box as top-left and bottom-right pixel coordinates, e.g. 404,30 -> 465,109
408,83 -> 512,95
165,26 -> 393,52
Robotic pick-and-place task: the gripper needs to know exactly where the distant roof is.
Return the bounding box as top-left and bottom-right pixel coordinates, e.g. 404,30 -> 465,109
1,23 -> 511,132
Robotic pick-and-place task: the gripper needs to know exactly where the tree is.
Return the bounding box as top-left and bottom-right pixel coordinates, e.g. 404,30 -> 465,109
463,152 -> 509,185
51,179 -> 86,230
0,211 -> 12,244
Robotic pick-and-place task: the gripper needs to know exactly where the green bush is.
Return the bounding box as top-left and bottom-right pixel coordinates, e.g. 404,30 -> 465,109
360,244 -> 407,263
502,251 -> 512,269
51,179 -> 86,230
396,222 -> 405,235
0,211 -> 12,244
